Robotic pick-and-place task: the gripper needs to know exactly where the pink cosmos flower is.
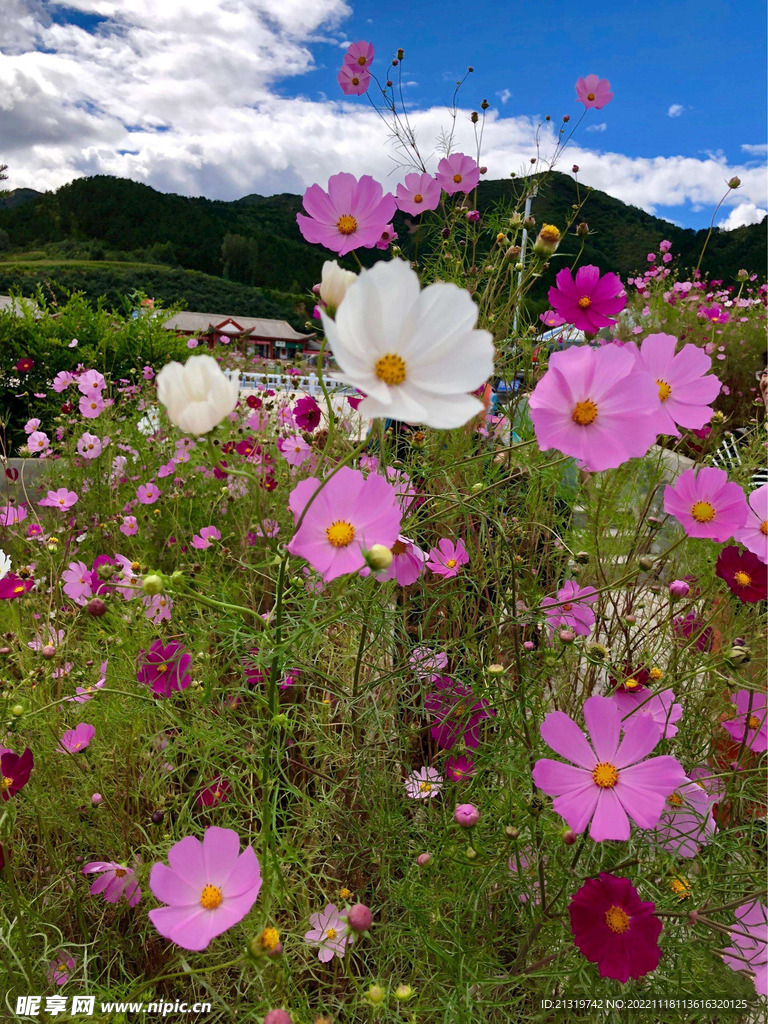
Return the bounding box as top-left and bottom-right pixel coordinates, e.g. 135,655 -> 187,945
0,748 -> 33,799
254,519 -> 280,538
39,488 -> 78,511
649,776 -> 716,858
0,504 -> 26,526
77,432 -> 102,459
532,695 -> 687,841
77,369 -> 106,395
279,434 -> 312,467
540,310 -> 567,328
425,676 -> 495,751
293,395 -> 321,431
304,903 -> 351,962
548,265 -> 626,332
736,484 -> 768,562
27,430 -> 49,453
137,640 -> 191,697
445,754 -> 475,781
663,467 -> 748,542
58,723 -> 95,753
63,561 -> 93,605
722,690 -> 767,753
409,647 -> 448,678
343,40 -> 374,68
722,901 -> 768,996
119,516 -> 138,537
375,225 -> 397,249
659,240 -> 672,252
143,593 -> 172,623
434,152 -> 480,196
612,688 -> 683,740
47,953 -> 76,986
569,874 -> 661,983
137,482 -> 161,505
82,861 -> 141,906
149,827 -> 261,951
405,766 -> 443,800
191,526 -> 222,550
53,371 -> 75,392
575,75 -> 613,110
541,580 -> 597,636
529,344 -> 659,471
628,333 -> 720,435
79,394 -> 105,419
395,171 -> 442,215
287,466 -> 401,582
371,536 -> 426,585
337,65 -> 370,95
24,418 -> 41,433
426,538 -> 469,578
297,173 -> 397,256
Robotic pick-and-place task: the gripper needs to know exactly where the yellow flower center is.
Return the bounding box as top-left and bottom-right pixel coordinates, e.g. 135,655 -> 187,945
734,571 -> 752,587
540,224 -> 560,242
592,762 -> 619,788
336,215 -> 358,235
200,884 -> 223,910
325,927 -> 337,940
650,667 -> 663,680
326,521 -> 356,548
338,887 -> 351,899
131,561 -> 141,571
760,520 -> 768,536
577,295 -> 592,309
748,715 -> 761,730
419,781 -> 433,793
670,877 -> 691,901
1,776 -> 13,790
413,193 -> 423,204
157,664 -> 168,674
13,586 -> 23,595
667,791 -> 684,806
587,92 -> 596,101
624,677 -> 640,690
572,399 -> 598,426
357,55 -> 367,66
690,501 -> 715,523
452,173 -> 463,183
375,353 -> 407,386
57,962 -> 68,972
260,927 -> 280,950
604,905 -> 630,933
656,379 -> 672,401
114,868 -> 127,878
446,558 -> 457,568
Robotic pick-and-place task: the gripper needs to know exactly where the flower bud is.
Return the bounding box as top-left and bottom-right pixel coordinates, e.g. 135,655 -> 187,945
563,114 -> 571,122
522,641 -> 535,651
142,574 -> 164,596
86,598 -> 108,618
470,111 -> 479,123
487,663 -> 505,675
558,629 -> 576,644
264,1012 -> 292,1024
523,216 -> 535,230
366,985 -> 386,1005
509,212 -> 522,228
415,852 -> 432,866
533,224 -> 561,255
638,555 -> 654,570
668,579 -> 689,598
505,825 -> 519,839
91,792 -> 102,806
365,544 -> 393,571
562,828 -> 577,845
728,176 -> 741,189
574,550 -> 590,564
454,803 -> 480,827
465,846 -> 477,860
318,260 -> 357,316
347,903 -> 373,933
41,645 -> 56,659
576,221 -> 589,237
466,210 -> 480,223
394,985 -> 414,1001
572,164 -> 579,173
737,268 -> 749,281
10,704 -> 24,717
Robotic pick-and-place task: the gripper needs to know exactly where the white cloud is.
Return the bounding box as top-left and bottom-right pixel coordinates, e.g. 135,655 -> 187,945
741,143 -> 767,156
718,202 -> 768,230
586,122 -> 607,133
0,0 -> 765,227
496,88 -> 511,105
667,104 -> 684,118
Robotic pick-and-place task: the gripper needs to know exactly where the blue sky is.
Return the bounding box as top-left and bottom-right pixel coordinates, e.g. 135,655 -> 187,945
2,0 -> 766,229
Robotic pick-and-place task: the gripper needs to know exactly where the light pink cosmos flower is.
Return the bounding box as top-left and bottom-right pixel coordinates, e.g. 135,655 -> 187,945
191,526 -> 222,550
532,695 -> 687,842
426,538 -> 469,579
649,776 -> 716,858
337,64 -> 370,95
663,467 -> 748,542
628,333 -> 720,435
343,40 -> 374,68
304,903 -> 351,962
24,417 -> 41,433
722,901 -> 768,996
63,561 -> 93,605
79,394 -> 105,419
77,432 -> 103,459
548,265 -> 626,332
528,344 -> 661,472
82,861 -> 141,906
612,688 -> 683,740
27,430 -> 49,453
77,369 -> 106,395
575,74 -> 613,109
148,827 -> 262,951
119,515 -> 138,536
395,172 -> 442,215
47,953 -> 76,986
405,766 -> 443,800
137,482 -> 161,505
143,592 -> 172,623
372,536 -> 426,585
736,484 -> 767,563
375,225 -> 397,249
59,723 -> 95,753
39,488 -> 78,511
52,371 -> 74,393
297,173 -> 397,256
541,580 -> 597,636
254,519 -> 280,538
434,152 -> 480,196
410,647 -> 448,678
722,690 -> 767,753
287,467 -> 401,582
279,434 -> 312,467
0,504 -> 27,526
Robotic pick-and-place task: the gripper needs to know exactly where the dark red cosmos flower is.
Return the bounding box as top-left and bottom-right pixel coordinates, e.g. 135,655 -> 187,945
137,640 -> 191,698
246,394 -> 262,409
424,676 -> 495,751
716,546 -> 768,603
569,873 -> 662,983
213,460 -> 229,479
0,574 -> 34,600
235,437 -> 260,457
0,748 -> 34,801
610,665 -> 652,693
673,612 -> 713,652
15,357 -> 34,373
195,777 -> 231,807
5,467 -> 19,482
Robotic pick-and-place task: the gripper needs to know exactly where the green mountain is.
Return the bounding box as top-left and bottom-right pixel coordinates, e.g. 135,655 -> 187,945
0,174 -> 764,311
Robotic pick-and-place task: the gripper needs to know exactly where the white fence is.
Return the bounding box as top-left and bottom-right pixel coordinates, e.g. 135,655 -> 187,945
225,370 -> 356,397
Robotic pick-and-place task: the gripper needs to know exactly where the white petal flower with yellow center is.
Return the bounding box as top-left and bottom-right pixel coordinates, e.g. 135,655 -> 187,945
156,354 -> 239,435
321,259 -> 495,429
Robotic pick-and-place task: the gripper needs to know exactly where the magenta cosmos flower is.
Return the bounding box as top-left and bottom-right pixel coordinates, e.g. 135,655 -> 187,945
405,766 -> 443,800
343,40 -> 374,68
532,695 -> 686,841
548,265 -> 626,333
82,861 -> 141,906
663,467 -> 748,542
39,488 -> 78,511
528,345 -> 660,471
0,748 -> 33,800
0,574 -> 34,600
58,723 -> 95,753
628,333 -> 720,435
337,65 -> 370,95
649,776 -> 716,858
149,827 -> 262,951
723,901 -> 768,997
191,525 -> 221,550
137,640 -> 191,697
137,482 -> 160,505
736,484 -> 768,563
426,538 -> 469,578
716,546 -> 767,602
297,173 -> 396,256
425,676 -> 495,750
722,690 -> 767,753
304,903 -> 351,962
293,395 -> 321,431
575,75 -> 613,110
612,689 -> 683,740
541,580 -> 597,636
434,153 -> 480,196
287,466 -> 401,582
569,874 -> 661,983
396,171 -> 442,215
47,953 -> 76,986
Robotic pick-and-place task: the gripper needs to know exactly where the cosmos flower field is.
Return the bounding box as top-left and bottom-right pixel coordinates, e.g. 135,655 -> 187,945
0,42 -> 766,1024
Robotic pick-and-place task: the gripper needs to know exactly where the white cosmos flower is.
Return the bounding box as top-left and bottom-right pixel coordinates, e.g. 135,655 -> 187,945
321,259 -> 495,429
0,549 -> 10,580
319,260 -> 357,313
156,354 -> 239,435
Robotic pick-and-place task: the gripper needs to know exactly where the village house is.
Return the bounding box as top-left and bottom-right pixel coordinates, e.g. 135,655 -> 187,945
161,310 -> 317,361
